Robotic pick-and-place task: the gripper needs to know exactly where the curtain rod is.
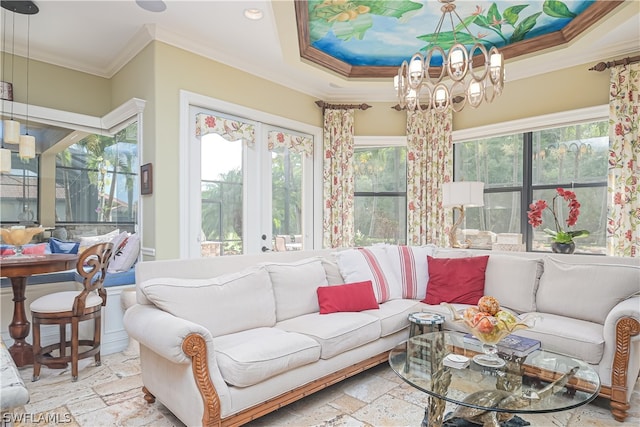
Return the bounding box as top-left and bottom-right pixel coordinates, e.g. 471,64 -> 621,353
589,55 -> 640,72
315,101 -> 372,111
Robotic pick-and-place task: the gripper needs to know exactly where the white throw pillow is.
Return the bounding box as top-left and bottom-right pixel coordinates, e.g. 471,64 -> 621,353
78,229 -> 120,253
109,233 -> 140,272
263,257 -> 329,321
335,246 -> 398,303
536,257 -> 640,324
384,244 -> 436,300
484,255 -> 543,313
140,266 -> 276,337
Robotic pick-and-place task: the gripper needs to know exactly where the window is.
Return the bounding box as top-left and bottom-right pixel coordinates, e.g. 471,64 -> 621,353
55,121 -> 139,228
454,119 -> 608,254
354,146 -> 407,246
0,153 -> 39,223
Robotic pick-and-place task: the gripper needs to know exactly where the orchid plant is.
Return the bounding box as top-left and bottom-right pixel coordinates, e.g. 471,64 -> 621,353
527,188 -> 589,244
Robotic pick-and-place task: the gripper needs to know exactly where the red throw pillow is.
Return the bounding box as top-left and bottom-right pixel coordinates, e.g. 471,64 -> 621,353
1,243 -> 47,256
317,280 -> 379,314
422,255 -> 490,305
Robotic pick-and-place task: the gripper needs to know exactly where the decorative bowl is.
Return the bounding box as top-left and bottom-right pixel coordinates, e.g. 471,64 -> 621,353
0,226 -> 45,256
442,302 -> 538,367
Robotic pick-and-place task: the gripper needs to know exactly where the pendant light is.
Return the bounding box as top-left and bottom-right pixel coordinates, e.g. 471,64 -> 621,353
3,9 -> 20,144
18,13 -> 35,160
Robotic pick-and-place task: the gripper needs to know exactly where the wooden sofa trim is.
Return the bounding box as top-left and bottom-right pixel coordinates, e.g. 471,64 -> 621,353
178,332 -> 389,427
598,316 -> 640,422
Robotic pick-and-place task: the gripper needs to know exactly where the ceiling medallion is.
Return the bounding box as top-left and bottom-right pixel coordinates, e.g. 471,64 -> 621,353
394,0 -> 504,113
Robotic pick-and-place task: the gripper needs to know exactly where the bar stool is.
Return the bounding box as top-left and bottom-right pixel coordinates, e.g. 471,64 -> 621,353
31,242 -> 113,381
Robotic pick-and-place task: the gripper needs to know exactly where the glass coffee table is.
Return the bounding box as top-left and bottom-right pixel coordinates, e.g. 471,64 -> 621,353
389,332 -> 600,427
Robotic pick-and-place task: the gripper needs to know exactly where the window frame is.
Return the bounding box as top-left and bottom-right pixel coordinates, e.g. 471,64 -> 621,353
452,105 -> 608,253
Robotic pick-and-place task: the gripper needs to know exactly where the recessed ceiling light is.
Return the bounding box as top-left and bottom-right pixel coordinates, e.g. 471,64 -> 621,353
136,0 -> 167,13
244,8 -> 263,20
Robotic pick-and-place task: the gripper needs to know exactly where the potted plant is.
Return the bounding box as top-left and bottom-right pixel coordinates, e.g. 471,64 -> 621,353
527,188 -> 589,254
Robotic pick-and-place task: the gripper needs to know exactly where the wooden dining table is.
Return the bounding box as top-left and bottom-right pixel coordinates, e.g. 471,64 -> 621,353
0,254 -> 78,367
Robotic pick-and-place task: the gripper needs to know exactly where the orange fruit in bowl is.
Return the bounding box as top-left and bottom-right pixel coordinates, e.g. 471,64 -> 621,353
477,296 -> 500,315
472,312 -> 496,333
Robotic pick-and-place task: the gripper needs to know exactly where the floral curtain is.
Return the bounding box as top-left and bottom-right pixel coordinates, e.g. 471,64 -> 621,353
195,113 -> 255,144
607,63 -> 640,257
406,109 -> 453,247
267,130 -> 313,156
322,109 -> 355,248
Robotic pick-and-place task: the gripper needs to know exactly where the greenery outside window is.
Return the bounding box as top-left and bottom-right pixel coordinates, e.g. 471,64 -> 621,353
55,122 -> 139,228
354,146 -> 407,246
455,120 -> 608,254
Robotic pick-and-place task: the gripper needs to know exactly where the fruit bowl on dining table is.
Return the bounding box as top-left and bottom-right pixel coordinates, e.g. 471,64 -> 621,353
0,226 -> 45,256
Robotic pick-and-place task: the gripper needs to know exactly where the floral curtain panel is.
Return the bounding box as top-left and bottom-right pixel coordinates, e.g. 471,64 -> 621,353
406,109 -> 453,247
267,130 -> 313,156
195,113 -> 255,144
607,63 -> 639,257
322,109 -> 355,248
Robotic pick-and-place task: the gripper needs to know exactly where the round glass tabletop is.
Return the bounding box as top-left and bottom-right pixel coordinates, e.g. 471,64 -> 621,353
389,331 -> 600,416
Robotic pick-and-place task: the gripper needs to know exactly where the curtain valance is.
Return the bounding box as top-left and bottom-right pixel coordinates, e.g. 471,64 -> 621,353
267,130 -> 313,156
195,113 -> 255,144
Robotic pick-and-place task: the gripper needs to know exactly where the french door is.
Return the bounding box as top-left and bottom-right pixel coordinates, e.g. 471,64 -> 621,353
186,104 -> 317,257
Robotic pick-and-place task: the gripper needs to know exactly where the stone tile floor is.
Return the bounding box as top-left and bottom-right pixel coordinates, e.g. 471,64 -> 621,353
9,350 -> 640,427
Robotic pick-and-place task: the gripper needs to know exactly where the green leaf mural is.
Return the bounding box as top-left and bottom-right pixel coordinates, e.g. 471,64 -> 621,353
543,0 -> 577,18
503,5 -> 529,26
511,12 -> 542,43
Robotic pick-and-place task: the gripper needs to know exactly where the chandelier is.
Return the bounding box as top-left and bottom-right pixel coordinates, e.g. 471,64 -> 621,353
394,0 -> 505,113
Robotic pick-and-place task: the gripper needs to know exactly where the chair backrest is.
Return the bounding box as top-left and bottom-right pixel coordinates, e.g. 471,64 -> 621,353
274,236 -> 287,252
73,242 -> 113,315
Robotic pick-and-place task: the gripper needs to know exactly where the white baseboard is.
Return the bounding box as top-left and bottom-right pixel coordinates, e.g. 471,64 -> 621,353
0,282 -> 135,356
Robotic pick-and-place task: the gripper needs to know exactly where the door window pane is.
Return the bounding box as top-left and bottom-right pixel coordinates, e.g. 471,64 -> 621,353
271,146 -> 303,251
201,133 -> 243,256
454,134 -> 523,187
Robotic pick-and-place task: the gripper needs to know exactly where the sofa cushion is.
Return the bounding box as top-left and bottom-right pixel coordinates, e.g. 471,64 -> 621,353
516,313 -> 604,364
422,256 -> 489,305
0,243 -> 48,256
384,245 -> 436,300
276,312 -> 381,359
335,246 -> 398,303
264,257 -> 328,321
536,257 -> 640,324
321,257 -> 345,285
48,238 -> 80,254
213,327 -> 321,387
364,299 -> 421,337
484,255 -> 544,313
140,266 -> 276,337
109,233 -> 140,273
317,280 -> 378,314
78,229 -> 120,254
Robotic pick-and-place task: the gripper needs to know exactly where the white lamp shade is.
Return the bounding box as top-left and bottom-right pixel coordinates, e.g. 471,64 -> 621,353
0,148 -> 11,173
19,134 -> 36,159
3,119 -> 20,144
442,181 -> 485,207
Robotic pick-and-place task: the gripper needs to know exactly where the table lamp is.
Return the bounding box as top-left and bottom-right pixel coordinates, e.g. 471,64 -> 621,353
442,181 -> 484,248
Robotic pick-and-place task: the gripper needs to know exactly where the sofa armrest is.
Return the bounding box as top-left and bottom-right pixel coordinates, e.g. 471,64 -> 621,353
601,296 -> 640,411
123,304 -> 214,364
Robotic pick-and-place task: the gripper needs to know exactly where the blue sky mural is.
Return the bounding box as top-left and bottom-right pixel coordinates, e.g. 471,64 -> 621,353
307,0 -> 596,67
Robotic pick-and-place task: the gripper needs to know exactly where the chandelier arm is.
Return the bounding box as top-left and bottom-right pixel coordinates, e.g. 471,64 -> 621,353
430,11 -> 448,49
452,9 -> 480,44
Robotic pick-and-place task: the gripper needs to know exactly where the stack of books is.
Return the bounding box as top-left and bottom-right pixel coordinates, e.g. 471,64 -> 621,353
463,333 -> 541,357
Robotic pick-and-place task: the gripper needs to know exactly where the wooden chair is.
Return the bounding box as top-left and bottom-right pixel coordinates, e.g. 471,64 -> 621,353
30,242 -> 113,382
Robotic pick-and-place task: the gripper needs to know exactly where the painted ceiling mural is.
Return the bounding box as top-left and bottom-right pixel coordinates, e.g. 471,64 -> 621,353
307,0 -> 596,67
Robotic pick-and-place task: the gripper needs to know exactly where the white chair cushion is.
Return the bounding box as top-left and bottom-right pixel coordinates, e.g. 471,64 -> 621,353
213,327 -> 321,387
263,257 -> 328,321
536,257 -> 640,324
30,291 -> 102,313
363,299 -> 421,337
140,266 -> 276,337
276,312 -> 381,360
484,255 -> 544,313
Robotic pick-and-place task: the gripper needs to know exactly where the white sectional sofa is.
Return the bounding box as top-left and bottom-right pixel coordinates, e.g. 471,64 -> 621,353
123,247 -> 640,426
